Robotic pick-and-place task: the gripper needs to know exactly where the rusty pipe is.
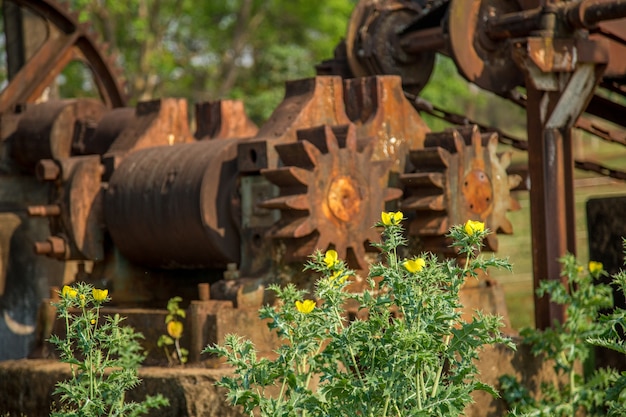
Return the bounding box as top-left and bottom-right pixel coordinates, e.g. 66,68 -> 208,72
399,26 -> 446,54
485,0 -> 626,40
566,0 -> 626,29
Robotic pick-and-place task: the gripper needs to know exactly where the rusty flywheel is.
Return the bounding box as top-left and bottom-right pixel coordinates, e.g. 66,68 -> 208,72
401,125 -> 521,254
260,124 -> 402,270
0,0 -> 126,113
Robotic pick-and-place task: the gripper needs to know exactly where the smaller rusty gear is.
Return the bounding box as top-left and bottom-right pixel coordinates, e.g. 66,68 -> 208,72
260,124 -> 402,269
400,125 -> 521,254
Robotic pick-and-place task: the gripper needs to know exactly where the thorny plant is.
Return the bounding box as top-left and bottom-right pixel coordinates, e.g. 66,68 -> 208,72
206,213 -> 514,417
500,255 -> 623,416
50,282 -> 168,417
157,296 -> 189,365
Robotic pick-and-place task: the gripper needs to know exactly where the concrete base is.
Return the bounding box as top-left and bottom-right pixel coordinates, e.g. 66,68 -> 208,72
0,339 -> 559,417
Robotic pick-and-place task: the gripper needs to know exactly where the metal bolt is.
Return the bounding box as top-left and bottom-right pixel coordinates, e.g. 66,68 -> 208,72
36,159 -> 61,181
27,204 -> 61,217
34,236 -> 67,259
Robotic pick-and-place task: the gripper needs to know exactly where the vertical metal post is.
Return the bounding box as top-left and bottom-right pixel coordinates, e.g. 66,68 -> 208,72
526,88 -> 571,329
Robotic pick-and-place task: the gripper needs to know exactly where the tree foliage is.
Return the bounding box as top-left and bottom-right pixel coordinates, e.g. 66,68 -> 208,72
69,0 -> 356,123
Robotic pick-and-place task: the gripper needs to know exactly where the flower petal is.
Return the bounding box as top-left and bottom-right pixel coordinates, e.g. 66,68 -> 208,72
403,258 -> 425,273
324,250 -> 338,268
92,288 -> 108,302
167,320 -> 184,339
295,299 -> 316,314
464,220 -> 485,236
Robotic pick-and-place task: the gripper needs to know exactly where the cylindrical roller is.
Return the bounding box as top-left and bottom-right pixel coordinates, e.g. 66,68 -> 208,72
10,99 -> 106,172
104,139 -> 241,268
82,107 -> 136,155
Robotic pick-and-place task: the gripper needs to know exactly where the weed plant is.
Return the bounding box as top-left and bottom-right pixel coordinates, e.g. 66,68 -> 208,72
157,296 -> 189,365
206,213 -> 514,417
50,282 -> 168,417
501,255 -> 623,416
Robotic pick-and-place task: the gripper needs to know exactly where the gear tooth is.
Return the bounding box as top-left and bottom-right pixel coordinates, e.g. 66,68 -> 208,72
507,174 -> 523,191
453,130 -> 465,153
508,196 -> 521,212
498,218 -> 514,235
485,233 -> 499,252
324,127 -> 340,153
259,194 -> 309,211
487,132 -> 499,150
383,187 -> 403,203
275,141 -> 320,169
348,245 -> 368,270
344,124 -> 358,151
499,151 -> 512,169
262,167 -> 311,187
335,244 -> 348,263
408,214 -> 449,236
270,217 -> 311,239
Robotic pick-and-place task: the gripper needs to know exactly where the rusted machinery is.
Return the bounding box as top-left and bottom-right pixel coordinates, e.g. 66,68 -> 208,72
1,0 -> 626,361
319,0 -> 626,328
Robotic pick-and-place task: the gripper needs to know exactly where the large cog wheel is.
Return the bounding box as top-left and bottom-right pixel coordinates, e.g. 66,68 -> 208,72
401,125 -> 521,254
260,124 -> 402,270
1,0 -> 126,113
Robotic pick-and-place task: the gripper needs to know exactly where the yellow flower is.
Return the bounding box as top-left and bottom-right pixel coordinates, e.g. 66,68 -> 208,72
92,288 -> 108,302
589,261 -> 603,275
79,294 -> 86,306
403,258 -> 426,273
295,299 -> 316,314
91,319 -> 96,325
167,320 -> 184,339
464,219 -> 485,236
324,250 -> 338,268
381,211 -> 403,226
330,270 -> 348,285
62,285 -> 77,299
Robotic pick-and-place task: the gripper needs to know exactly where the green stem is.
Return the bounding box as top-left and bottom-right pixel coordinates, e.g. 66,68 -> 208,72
64,310 -> 76,380
431,334 -> 451,398
382,395 -> 390,417
416,368 -> 423,410
569,365 -> 576,417
174,338 -> 184,364
81,301 -> 95,402
333,306 -> 364,383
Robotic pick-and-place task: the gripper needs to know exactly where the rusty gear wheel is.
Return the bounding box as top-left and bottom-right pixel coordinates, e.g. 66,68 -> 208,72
401,125 -> 521,254
0,0 -> 126,113
260,124 -> 402,270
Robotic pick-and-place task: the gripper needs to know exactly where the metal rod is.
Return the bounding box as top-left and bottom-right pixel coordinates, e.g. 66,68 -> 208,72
399,26 -> 446,54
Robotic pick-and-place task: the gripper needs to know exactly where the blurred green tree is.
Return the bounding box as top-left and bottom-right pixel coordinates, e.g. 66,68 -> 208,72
70,0 -> 356,123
